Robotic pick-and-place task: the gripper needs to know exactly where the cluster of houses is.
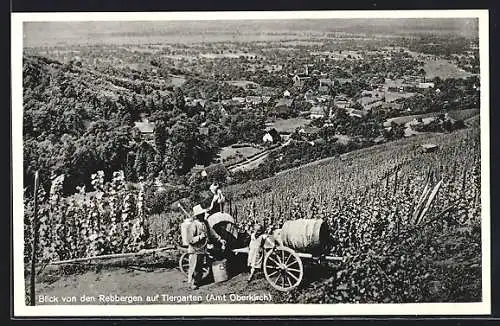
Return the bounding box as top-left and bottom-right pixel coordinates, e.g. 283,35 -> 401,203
220,95 -> 272,107
134,60 -> 432,143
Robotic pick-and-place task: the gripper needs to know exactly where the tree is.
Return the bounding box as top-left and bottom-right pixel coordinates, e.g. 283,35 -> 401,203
165,119 -> 198,175
134,141 -> 156,179
174,87 -> 186,112
153,120 -> 167,160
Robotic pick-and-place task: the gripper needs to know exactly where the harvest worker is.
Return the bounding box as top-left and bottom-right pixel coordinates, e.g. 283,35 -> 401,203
247,223 -> 267,282
187,204 -> 226,290
205,183 -> 225,216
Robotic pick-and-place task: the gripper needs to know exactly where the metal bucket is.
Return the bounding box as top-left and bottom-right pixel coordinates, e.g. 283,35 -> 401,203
212,259 -> 229,283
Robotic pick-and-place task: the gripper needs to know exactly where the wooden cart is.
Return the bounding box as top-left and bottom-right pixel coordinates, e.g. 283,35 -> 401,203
232,243 -> 344,292
179,215 -> 343,292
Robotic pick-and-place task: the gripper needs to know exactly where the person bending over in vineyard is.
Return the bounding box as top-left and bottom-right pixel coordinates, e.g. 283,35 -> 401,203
247,223 -> 267,282
187,205 -> 226,290
205,183 -> 225,216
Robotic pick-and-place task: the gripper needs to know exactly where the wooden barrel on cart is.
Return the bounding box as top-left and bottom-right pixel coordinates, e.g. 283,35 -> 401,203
280,218 -> 329,255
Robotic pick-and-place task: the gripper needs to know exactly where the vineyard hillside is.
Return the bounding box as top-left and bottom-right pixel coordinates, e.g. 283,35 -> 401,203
30,125 -> 482,304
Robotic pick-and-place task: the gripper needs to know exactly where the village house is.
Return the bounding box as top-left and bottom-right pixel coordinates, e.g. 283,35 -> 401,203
134,118 -> 155,141
417,82 -> 435,89
262,132 -> 273,143
185,98 -> 207,109
334,98 -> 350,108
245,95 -> 271,106
319,78 -> 334,87
317,94 -> 332,103
292,74 -> 311,88
191,164 -> 206,177
264,64 -> 283,72
291,65 -> 311,88
310,105 -> 329,119
298,126 -> 321,139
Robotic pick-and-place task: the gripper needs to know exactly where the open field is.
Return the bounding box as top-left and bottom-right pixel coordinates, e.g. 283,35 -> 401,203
266,118 -> 310,133
226,80 -> 261,89
447,108 -> 480,121
383,112 -> 442,127
423,59 -> 475,79
219,145 -> 263,162
168,75 -> 187,87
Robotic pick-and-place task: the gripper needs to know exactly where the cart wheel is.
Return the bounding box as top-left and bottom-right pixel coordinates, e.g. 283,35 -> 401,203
178,253 -> 210,279
263,246 -> 304,292
179,252 -> 190,276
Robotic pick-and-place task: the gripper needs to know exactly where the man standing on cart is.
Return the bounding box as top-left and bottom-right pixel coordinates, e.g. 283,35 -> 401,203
186,204 -> 226,290
206,183 -> 225,215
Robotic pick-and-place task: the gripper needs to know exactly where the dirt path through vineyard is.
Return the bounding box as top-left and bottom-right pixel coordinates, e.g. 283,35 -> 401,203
35,266 -> 280,305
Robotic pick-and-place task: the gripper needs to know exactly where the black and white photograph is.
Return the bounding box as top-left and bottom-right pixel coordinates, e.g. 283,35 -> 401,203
12,10 -> 490,316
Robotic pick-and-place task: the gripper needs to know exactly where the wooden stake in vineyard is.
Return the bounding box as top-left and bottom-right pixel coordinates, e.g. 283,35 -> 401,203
30,171 -> 39,306
393,165 -> 399,196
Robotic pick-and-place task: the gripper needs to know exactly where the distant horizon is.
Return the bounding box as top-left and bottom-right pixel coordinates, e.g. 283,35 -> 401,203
23,18 -> 478,47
